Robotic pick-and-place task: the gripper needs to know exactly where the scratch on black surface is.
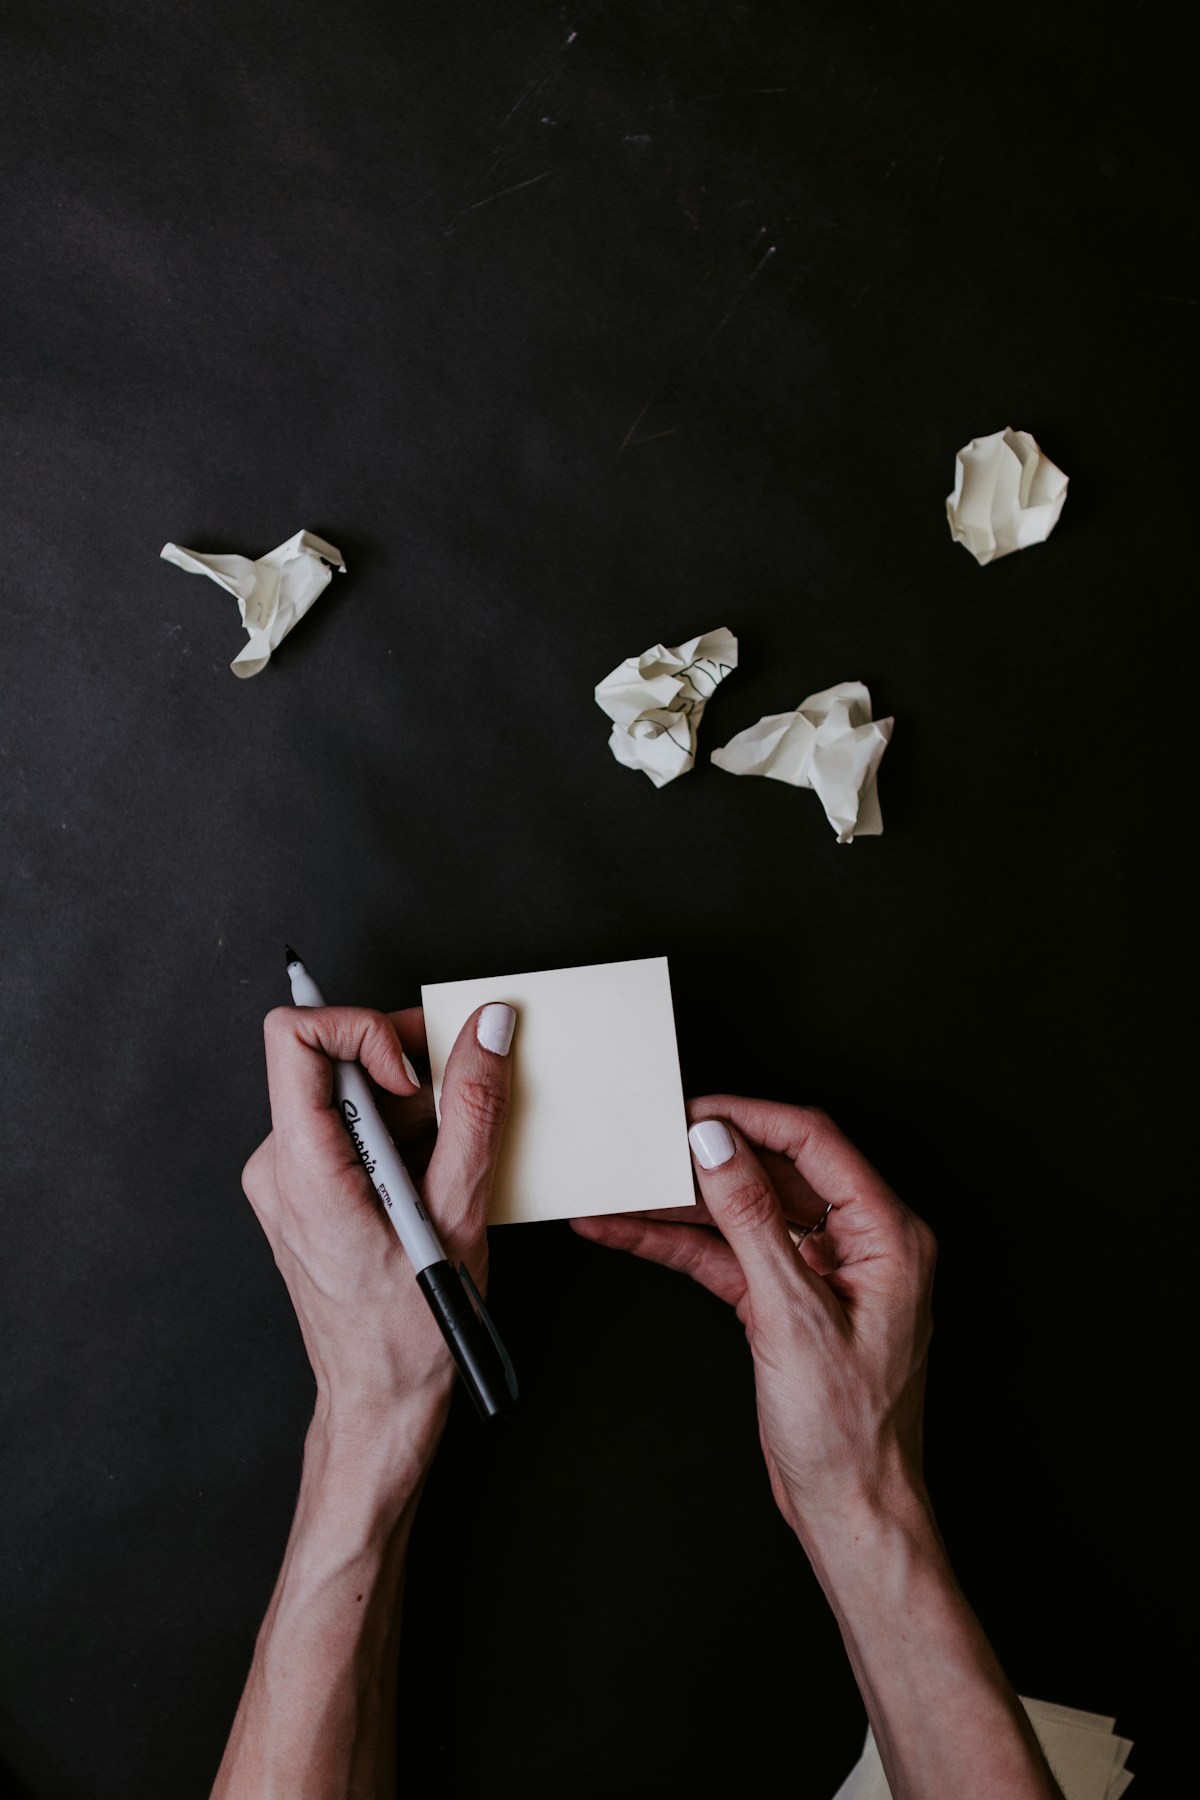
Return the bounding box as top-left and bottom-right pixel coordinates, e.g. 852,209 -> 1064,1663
697,243 -> 777,351
618,405 -> 678,451
616,242 -> 780,455
448,169 -> 558,227
495,28 -> 579,135
617,403 -> 652,452
448,22 -> 584,228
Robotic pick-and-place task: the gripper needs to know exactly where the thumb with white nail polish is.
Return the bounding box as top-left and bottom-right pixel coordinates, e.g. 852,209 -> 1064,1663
477,1002 -> 516,1056
688,1119 -> 736,1170
421,1003 -> 517,1255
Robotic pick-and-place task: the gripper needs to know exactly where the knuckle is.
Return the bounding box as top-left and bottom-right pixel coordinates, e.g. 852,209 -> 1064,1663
719,1175 -> 776,1232
901,1214 -> 937,1280
262,1005 -> 294,1046
670,1230 -> 703,1275
789,1104 -> 836,1149
907,1209 -> 935,1253
358,1010 -> 391,1054
240,1146 -> 269,1208
453,1075 -> 509,1140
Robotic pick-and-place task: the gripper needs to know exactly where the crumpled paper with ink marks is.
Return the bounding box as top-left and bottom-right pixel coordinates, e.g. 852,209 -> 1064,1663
595,626 -> 737,787
160,529 -> 346,677
711,680 -> 892,842
946,429 -> 1068,565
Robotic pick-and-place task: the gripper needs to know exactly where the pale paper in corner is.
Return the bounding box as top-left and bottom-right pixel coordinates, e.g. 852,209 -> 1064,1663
160,529 -> 346,677
831,1699 -> 1132,1800
711,680 -> 892,843
595,626 -> 737,786
946,428 -> 1068,564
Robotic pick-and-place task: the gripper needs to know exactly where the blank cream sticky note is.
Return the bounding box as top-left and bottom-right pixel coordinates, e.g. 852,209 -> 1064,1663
421,957 -> 695,1225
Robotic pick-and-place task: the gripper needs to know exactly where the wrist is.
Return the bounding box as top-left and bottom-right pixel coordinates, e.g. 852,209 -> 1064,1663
793,1472 -> 945,1588
307,1379 -> 454,1515
793,1485 -> 1063,1800
776,1418 -> 932,1543
796,1483 -> 961,1651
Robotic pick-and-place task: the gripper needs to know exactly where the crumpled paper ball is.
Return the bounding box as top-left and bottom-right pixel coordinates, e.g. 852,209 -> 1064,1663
595,626 -> 738,787
711,680 -> 892,843
946,428 -> 1068,565
160,529 -> 345,676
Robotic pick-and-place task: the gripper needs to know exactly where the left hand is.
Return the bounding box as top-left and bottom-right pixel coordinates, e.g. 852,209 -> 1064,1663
240,1001 -> 515,1439
572,1094 -> 935,1539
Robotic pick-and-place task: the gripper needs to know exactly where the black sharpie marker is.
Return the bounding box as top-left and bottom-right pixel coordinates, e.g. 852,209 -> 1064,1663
284,947 -> 517,1420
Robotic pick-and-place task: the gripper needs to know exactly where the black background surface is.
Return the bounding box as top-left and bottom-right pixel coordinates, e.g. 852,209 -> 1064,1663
2,2 -> 1188,1795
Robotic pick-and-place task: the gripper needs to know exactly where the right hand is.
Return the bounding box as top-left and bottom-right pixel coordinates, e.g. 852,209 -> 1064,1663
571,1097 -> 937,1539
241,1001 -> 516,1440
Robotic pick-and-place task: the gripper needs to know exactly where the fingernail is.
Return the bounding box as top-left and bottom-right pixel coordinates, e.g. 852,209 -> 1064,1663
688,1120 -> 735,1170
401,1051 -> 421,1088
477,1003 -> 516,1056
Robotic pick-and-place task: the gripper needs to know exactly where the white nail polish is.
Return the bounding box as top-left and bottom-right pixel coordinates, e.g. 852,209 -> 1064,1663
688,1120 -> 735,1170
401,1051 -> 421,1088
477,1003 -> 516,1056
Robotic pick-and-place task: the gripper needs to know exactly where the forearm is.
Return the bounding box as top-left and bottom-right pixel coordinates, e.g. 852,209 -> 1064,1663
212,1390 -> 450,1800
801,1486 -> 1063,1800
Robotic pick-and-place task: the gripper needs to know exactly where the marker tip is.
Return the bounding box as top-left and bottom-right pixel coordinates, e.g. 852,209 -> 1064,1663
284,943 -> 300,967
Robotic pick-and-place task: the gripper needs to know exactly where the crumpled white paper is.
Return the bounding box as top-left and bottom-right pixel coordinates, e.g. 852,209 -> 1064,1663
595,627 -> 737,787
711,680 -> 892,842
946,428 -> 1068,565
160,530 -> 346,677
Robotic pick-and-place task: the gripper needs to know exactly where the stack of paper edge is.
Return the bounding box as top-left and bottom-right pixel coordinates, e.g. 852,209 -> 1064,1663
831,1697 -> 1133,1799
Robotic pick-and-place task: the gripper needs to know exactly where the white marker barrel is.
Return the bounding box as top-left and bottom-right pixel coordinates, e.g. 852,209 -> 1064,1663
287,959 -> 445,1274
